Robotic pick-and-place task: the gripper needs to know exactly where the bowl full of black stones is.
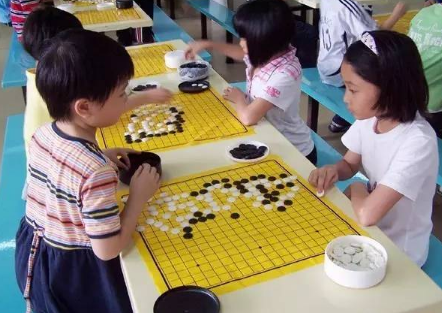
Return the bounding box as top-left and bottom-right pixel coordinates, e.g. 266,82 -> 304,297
227,141 -> 270,163
178,61 -> 211,82
118,152 -> 162,185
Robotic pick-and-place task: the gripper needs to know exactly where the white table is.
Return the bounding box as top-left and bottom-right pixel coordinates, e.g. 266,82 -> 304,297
118,41 -> 442,313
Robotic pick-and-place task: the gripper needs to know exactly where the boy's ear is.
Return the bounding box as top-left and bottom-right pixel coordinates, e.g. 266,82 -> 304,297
73,98 -> 95,119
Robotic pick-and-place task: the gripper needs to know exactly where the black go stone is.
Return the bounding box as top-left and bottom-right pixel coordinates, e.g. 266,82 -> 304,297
284,200 -> 293,206
260,188 -> 268,194
190,191 -> 199,197
264,194 -> 272,199
198,216 -> 207,222
169,131 -> 176,134
199,189 -> 208,194
203,183 -> 211,188
262,200 -> 271,205
276,184 -> 285,189
286,182 -> 295,187
183,233 -> 193,239
155,134 -> 161,137
271,190 -> 280,196
230,213 -> 240,219
207,213 -> 216,219
135,139 -> 142,143
189,218 -> 198,224
183,226 -> 193,233
224,183 -> 232,189
256,184 -> 264,189
280,173 -> 288,178
270,197 -> 279,202
250,176 -> 258,181
233,181 -> 241,185
147,134 -> 154,137
268,176 -> 276,181
240,189 -> 248,194
194,211 -> 203,218
277,206 -> 286,212
221,178 -> 230,183
241,178 -> 249,184
212,180 -> 220,185
258,174 -> 266,179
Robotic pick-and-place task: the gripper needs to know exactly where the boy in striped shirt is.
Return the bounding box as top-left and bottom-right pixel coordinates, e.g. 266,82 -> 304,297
15,29 -> 160,313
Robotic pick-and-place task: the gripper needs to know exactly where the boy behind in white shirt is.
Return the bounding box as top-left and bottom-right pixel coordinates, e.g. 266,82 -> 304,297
309,31 -> 438,267
318,0 -> 407,133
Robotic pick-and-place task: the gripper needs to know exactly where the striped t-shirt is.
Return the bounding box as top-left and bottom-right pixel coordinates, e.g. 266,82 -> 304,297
10,0 -> 39,39
25,123 -> 121,250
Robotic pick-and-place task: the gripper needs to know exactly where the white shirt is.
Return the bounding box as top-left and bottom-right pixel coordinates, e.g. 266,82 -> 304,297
342,115 -> 438,266
244,47 -> 314,156
318,0 -> 377,87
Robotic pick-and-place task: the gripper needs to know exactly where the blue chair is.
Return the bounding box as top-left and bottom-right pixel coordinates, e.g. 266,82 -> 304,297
0,114 -> 27,313
422,235 -> 442,289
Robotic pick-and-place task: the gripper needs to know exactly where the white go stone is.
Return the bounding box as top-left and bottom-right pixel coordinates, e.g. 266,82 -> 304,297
212,206 -> 221,212
257,196 -> 265,201
181,193 -> 190,199
146,218 -> 155,225
168,206 -> 177,212
221,188 -> 229,194
172,195 -> 180,201
286,192 -> 295,198
291,186 -> 300,192
147,206 -> 157,212
276,201 -> 284,207
244,192 -> 253,198
154,221 -> 163,228
344,247 -> 356,255
264,183 -> 272,188
253,202 -> 261,208
171,228 -> 180,235
259,179 -> 267,184
196,195 -> 204,201
160,225 -> 169,232
142,138 -> 148,142
227,197 -> 236,203
136,226 -> 145,232
178,204 -> 187,210
190,207 -> 199,213
207,186 -> 215,191
150,211 -> 159,216
163,213 -> 172,219
203,209 -> 212,214
155,199 -> 164,205
264,204 -> 273,210
185,214 -> 193,220
186,201 -> 194,207
316,190 -> 325,198
222,205 -> 231,211
164,197 -> 172,202
245,183 -> 252,188
176,216 -> 185,222
232,191 -> 240,197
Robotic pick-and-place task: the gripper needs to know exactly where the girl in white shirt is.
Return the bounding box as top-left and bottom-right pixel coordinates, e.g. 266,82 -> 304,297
309,31 -> 438,267
185,0 -> 316,164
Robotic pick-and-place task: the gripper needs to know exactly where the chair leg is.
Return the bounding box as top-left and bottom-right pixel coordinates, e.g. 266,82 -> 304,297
313,9 -> 320,30
201,13 -> 208,39
21,86 -> 27,105
307,96 -> 319,132
156,0 -> 161,8
170,0 -> 175,19
226,31 -> 234,64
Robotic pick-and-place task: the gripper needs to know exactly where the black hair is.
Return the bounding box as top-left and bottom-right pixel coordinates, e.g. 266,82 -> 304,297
343,30 -> 428,123
36,29 -> 134,121
233,0 -> 294,67
22,5 -> 83,60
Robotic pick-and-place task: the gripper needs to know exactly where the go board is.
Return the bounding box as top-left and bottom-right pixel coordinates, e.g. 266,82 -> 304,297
96,88 -> 253,152
117,157 -> 364,295
75,7 -> 141,25
374,10 -> 417,35
127,44 -> 174,78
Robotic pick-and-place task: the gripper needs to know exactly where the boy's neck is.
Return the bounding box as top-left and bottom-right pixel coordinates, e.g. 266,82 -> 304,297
374,118 -> 401,134
55,120 -> 97,144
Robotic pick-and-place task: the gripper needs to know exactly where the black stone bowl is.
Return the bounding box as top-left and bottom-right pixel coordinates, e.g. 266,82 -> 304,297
116,0 -> 133,9
118,152 -> 162,185
154,286 -> 220,313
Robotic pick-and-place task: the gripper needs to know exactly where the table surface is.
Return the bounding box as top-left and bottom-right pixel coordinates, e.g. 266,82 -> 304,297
54,0 -> 152,32
120,40 -> 442,313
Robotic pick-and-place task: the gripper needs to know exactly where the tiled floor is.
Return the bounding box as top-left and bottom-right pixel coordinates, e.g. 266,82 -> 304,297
0,14 -> 440,239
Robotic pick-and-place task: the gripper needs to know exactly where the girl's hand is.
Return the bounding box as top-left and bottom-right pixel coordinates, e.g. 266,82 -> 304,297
129,164 -> 161,203
144,87 -> 173,103
103,148 -> 139,170
308,165 -> 339,194
424,0 -> 435,7
392,2 -> 407,17
185,41 -> 210,60
223,86 -> 246,104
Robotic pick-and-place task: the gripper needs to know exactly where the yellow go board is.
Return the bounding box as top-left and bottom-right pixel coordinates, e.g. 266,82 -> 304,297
75,7 -> 141,25
118,158 -> 364,294
127,44 -> 174,78
97,89 -> 253,152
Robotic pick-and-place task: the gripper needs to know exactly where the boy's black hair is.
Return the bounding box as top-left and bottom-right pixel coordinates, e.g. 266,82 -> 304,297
233,0 -> 294,67
22,5 -> 83,60
344,30 -> 428,123
36,29 -> 134,121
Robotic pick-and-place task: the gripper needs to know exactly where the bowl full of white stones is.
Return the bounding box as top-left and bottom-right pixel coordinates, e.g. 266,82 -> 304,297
324,235 -> 388,289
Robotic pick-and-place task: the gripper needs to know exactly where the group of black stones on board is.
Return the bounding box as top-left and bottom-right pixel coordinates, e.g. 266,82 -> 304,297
128,172 -> 300,240
124,104 -> 186,144
229,144 -> 268,160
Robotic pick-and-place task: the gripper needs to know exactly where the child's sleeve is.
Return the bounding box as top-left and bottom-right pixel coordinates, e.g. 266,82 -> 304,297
379,136 -> 438,201
253,71 -> 301,112
341,121 -> 362,154
81,166 -> 121,239
342,3 -> 377,37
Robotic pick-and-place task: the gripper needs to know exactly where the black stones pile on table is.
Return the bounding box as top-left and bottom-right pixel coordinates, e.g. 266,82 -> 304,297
132,84 -> 157,92
229,144 -> 268,160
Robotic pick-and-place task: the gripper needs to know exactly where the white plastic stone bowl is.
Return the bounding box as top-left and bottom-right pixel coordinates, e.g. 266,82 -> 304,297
57,3 -> 75,13
226,140 -> 270,163
324,235 -> 388,289
164,50 -> 186,69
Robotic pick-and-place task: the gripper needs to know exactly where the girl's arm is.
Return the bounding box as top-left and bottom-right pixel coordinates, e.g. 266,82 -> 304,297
125,88 -> 173,111
223,87 -> 273,125
185,40 -> 245,61
308,150 -> 361,193
350,183 -> 402,226
379,2 -> 407,30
